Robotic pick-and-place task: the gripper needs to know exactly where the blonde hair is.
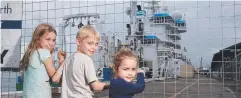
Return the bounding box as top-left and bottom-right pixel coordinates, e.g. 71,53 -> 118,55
20,23 -> 56,70
112,48 -> 139,77
76,25 -> 100,41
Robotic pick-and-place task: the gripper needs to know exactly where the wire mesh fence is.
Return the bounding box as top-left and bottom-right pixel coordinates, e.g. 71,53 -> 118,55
1,0 -> 241,98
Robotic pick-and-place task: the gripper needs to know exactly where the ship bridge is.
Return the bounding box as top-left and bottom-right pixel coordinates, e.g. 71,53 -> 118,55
175,19 -> 186,33
138,34 -> 181,49
149,13 -> 175,27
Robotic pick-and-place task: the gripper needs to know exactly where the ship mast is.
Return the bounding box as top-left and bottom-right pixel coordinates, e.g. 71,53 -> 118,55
144,0 -> 161,15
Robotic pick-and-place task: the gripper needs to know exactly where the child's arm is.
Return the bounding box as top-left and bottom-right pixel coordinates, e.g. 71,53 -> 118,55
90,81 -> 109,92
51,51 -> 66,83
84,56 -> 110,92
51,60 -> 64,83
112,72 -> 145,94
43,56 -> 57,78
44,58 -> 64,83
43,50 -> 66,83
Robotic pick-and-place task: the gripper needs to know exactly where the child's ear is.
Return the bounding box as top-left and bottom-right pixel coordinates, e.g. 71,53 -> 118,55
112,65 -> 116,72
113,67 -> 118,73
76,38 -> 81,45
112,65 -> 118,77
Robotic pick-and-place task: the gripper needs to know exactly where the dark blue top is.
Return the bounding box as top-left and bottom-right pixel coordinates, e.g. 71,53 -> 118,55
109,73 -> 145,98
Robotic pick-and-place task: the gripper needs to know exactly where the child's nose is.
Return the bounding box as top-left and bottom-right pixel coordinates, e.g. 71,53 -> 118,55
92,45 -> 97,50
50,41 -> 55,45
49,43 -> 55,48
128,71 -> 134,75
49,43 -> 53,47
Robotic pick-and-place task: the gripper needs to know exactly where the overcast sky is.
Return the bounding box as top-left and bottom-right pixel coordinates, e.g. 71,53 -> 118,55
169,1 -> 241,67
22,0 -> 241,68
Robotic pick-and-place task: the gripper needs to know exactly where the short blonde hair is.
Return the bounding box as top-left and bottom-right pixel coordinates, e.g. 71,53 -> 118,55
76,25 -> 100,41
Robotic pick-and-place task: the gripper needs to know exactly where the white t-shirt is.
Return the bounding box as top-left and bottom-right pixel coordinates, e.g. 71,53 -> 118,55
58,52 -> 98,98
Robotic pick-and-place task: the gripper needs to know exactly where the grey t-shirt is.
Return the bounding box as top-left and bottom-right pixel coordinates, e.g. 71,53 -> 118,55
59,53 -> 98,98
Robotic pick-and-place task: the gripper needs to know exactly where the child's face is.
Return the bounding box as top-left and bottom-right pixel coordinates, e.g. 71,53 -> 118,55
38,32 -> 56,52
117,57 -> 137,82
78,36 -> 99,56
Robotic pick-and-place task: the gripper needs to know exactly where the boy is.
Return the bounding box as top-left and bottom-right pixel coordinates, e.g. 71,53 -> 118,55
57,25 -> 109,98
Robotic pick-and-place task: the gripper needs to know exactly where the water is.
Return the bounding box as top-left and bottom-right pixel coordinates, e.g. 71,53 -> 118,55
1,71 -> 21,92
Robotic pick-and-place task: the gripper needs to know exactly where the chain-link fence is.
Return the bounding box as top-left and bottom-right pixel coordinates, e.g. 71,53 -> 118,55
1,0 -> 241,98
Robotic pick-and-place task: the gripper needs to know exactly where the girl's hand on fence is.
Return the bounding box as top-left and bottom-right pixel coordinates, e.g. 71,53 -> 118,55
57,50 -> 66,62
137,69 -> 145,74
50,48 -> 55,55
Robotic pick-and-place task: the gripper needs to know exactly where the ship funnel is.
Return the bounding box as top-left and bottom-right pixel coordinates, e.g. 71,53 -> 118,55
137,5 -> 142,11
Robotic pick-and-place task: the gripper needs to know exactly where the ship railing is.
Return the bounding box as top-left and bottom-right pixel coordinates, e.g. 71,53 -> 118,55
166,30 -> 181,39
157,48 -> 171,52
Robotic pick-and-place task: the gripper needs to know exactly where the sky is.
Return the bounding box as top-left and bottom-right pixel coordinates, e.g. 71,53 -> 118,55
171,1 -> 241,67
21,0 -> 241,68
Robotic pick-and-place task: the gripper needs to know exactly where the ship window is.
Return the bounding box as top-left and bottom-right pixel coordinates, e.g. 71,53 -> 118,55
149,39 -> 152,44
181,23 -> 185,26
164,17 -> 168,23
140,38 -> 156,44
175,61 -> 178,64
154,17 -> 166,23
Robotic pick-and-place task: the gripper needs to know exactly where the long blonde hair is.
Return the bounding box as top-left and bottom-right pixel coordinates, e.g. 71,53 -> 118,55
112,48 -> 139,78
20,23 -> 56,70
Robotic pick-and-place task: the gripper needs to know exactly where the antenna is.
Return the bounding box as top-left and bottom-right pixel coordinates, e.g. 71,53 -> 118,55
143,0 -> 161,15
200,57 -> 203,69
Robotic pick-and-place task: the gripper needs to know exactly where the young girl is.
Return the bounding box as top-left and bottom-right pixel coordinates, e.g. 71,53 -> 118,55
109,48 -> 145,98
20,23 -> 66,98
